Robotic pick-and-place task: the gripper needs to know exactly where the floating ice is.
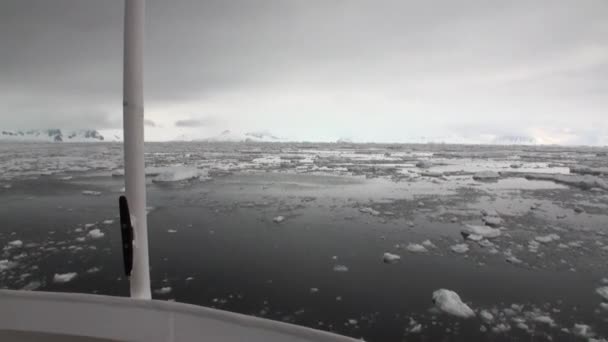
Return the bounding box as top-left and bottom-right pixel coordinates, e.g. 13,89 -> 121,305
524,173 -> 608,191
82,190 -> 101,196
273,216 -> 285,223
482,215 -> 503,228
84,223 -> 95,229
532,315 -> 555,326
383,252 -> 401,263
8,240 -> 23,248
167,229 -> 178,233
333,265 -> 349,272
416,161 -> 433,169
53,272 -> 77,283
596,286 -> 608,300
451,243 -> 470,254
432,289 -> 475,318
0,259 -> 17,272
491,323 -> 511,333
535,234 -> 560,243
347,319 -> 358,325
359,207 -> 380,216
154,287 -> 172,295
87,229 -> 104,239
86,267 -> 101,274
572,324 -> 595,338
406,244 -> 428,253
473,171 -> 500,181
479,310 -> 494,323
310,287 -> 319,293
102,220 -> 114,225
463,225 -> 501,239
21,281 -> 41,291
421,240 -> 437,248
407,318 -> 422,333
152,167 -> 206,183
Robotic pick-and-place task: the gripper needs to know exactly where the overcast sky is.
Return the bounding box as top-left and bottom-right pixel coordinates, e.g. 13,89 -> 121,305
1,0 -> 607,144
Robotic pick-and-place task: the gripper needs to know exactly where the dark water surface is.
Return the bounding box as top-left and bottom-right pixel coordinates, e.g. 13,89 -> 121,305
1,142 -> 608,341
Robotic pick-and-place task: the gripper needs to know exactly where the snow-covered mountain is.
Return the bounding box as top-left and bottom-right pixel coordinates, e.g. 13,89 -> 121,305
0,129 -> 108,142
196,130 -> 283,142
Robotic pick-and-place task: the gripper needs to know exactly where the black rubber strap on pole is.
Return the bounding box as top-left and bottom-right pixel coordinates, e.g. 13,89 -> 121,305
119,196 -> 134,277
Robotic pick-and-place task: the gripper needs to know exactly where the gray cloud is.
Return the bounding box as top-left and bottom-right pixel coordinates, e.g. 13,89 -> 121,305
1,0 -> 607,144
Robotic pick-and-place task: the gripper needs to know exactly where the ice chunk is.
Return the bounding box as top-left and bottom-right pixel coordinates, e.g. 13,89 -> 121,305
8,240 -> 23,248
84,223 -> 95,229
0,259 -> 17,272
407,318 -> 422,333
535,234 -> 560,243
152,167 -> 205,183
532,315 -> 555,326
21,281 -> 41,291
451,243 -> 469,254
102,219 -> 114,225
82,190 -> 101,196
333,265 -> 349,272
491,323 -> 511,333
383,252 -> 401,263
86,267 -> 101,274
463,225 -> 501,239
53,272 -> 77,283
154,286 -> 172,295
596,286 -> 608,300
87,229 -> 104,239
524,173 -> 608,191
310,287 -> 319,293
473,171 -> 500,181
572,324 -> 594,338
480,310 -> 494,323
416,161 -> 433,168
432,289 -> 475,318
359,207 -> 380,216
167,229 -> 178,233
273,216 -> 285,223
422,240 -> 437,248
482,215 -> 503,228
406,243 -> 428,253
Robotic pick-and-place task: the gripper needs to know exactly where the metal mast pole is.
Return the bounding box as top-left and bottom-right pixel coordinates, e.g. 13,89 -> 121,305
123,0 -> 151,299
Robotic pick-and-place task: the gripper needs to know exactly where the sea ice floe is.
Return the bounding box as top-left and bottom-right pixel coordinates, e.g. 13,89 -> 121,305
432,289 -> 475,318
473,171 -> 500,181
333,265 -> 349,272
0,259 -> 17,272
406,243 -> 428,253
535,234 -> 560,243
359,207 -> 380,216
102,220 -> 114,225
86,267 -> 101,274
152,167 -> 206,183
273,216 -> 285,223
451,243 -> 469,254
8,240 -> 23,248
53,272 -> 77,283
82,190 -> 101,196
383,252 -> 401,263
421,240 -> 437,248
154,287 -> 172,295
596,286 -> 608,300
87,229 -> 104,239
463,225 -> 501,239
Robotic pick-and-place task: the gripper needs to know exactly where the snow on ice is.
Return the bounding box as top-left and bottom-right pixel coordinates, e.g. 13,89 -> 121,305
53,272 -> 77,283
383,252 -> 401,263
432,289 -> 475,318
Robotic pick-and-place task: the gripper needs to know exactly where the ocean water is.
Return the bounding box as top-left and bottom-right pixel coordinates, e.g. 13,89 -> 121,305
1,142 -> 607,341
